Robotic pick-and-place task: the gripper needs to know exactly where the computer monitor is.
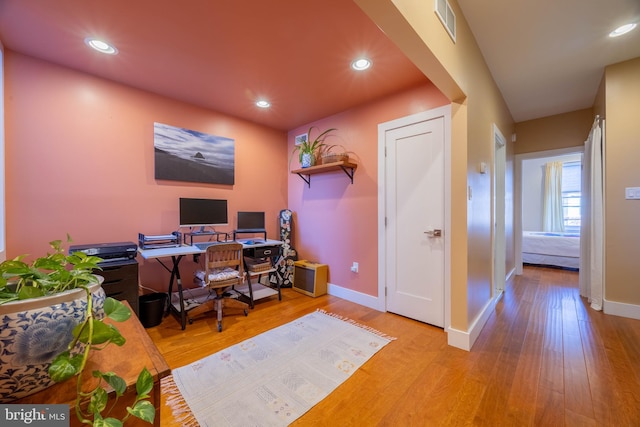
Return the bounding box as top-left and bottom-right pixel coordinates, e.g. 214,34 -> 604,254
179,198 -> 228,229
236,211 -> 265,232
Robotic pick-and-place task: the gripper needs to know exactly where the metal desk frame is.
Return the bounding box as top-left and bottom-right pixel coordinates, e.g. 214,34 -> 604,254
138,239 -> 283,330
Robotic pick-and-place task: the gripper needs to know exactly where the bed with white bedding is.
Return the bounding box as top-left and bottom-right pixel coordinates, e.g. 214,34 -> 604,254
522,231 -> 580,269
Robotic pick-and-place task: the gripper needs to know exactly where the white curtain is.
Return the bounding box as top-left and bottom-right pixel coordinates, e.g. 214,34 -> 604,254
543,161 -> 565,232
579,117 -> 604,310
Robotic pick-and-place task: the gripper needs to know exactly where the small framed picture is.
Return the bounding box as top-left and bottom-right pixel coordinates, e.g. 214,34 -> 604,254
295,133 -> 308,146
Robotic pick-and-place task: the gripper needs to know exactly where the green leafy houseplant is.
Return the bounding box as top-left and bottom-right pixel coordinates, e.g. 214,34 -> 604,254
0,236 -> 155,426
290,126 -> 337,168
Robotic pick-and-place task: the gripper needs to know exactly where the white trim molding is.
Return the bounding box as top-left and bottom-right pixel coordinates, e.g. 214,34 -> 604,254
447,295 -> 500,351
604,299 -> 640,320
327,283 -> 380,311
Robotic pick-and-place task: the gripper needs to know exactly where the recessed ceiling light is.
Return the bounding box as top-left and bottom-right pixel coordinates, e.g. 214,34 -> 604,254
84,37 -> 118,54
256,100 -> 271,108
609,23 -> 637,38
351,58 -> 372,71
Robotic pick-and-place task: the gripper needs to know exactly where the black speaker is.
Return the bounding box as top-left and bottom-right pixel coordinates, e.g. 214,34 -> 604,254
292,260 -> 328,297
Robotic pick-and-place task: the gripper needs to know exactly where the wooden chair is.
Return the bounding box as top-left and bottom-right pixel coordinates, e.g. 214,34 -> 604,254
186,242 -> 249,331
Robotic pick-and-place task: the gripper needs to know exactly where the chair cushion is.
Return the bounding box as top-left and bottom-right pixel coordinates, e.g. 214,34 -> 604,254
208,267 -> 240,282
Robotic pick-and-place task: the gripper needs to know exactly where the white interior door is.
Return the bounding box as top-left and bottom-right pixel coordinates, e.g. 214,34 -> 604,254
383,110 -> 446,327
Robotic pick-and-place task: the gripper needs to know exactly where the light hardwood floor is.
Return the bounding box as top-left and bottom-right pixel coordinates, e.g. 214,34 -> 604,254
146,266 -> 640,426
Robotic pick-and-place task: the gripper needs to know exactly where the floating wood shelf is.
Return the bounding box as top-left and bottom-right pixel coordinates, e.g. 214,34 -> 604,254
291,160 -> 358,188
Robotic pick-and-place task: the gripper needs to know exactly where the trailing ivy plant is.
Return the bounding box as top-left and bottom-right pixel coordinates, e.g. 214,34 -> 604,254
0,236 -> 155,426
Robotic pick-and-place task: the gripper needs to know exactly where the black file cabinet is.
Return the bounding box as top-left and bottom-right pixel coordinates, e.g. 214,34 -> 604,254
97,259 -> 139,316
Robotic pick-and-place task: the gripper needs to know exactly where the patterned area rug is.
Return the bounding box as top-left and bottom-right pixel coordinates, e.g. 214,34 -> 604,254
162,310 -> 394,426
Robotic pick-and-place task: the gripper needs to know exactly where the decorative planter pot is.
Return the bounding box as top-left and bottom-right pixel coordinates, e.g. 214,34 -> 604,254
0,278 -> 106,403
301,152 -> 315,168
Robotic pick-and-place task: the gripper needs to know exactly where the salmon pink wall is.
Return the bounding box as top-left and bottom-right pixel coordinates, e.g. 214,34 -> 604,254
288,84 -> 449,297
5,52 -> 287,290
0,43 -> 5,262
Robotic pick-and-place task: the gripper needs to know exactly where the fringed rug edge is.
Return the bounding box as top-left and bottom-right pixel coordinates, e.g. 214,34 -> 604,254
315,308 -> 397,341
161,374 -> 200,427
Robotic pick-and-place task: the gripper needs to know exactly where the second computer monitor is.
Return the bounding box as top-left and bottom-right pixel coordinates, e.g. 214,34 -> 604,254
236,211 -> 265,232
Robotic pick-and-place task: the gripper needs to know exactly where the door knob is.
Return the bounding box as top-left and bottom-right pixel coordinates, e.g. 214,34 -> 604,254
424,229 -> 442,237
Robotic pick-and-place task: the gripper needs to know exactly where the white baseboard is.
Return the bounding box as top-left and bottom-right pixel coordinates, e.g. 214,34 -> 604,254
327,282 -> 381,311
446,295 -> 499,351
328,282 -> 502,352
446,326 -> 471,351
603,299 -> 640,320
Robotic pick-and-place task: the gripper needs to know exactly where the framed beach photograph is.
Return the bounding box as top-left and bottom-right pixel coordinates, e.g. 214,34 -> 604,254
153,122 -> 235,185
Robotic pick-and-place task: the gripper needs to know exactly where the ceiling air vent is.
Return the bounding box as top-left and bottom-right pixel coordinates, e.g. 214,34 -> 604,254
435,0 -> 456,42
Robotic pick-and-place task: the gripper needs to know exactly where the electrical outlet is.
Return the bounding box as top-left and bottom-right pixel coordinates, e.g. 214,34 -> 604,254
350,262 -> 359,273
625,187 -> 640,200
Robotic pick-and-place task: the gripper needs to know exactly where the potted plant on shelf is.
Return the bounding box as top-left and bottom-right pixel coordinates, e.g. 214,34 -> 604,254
290,126 -> 337,168
0,236 -> 155,426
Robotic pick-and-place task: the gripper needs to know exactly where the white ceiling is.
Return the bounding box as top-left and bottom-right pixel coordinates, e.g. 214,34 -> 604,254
1,0 -> 639,129
458,0 -> 640,122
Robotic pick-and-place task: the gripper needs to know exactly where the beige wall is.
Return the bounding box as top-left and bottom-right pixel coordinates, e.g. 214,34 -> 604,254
604,57 -> 640,305
356,0 -> 515,337
514,109 -> 594,155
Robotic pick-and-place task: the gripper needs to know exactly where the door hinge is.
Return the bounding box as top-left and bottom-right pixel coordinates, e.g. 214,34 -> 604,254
385,287 -> 387,296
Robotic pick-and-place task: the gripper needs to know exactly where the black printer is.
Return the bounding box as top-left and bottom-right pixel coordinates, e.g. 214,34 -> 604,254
68,241 -> 140,315
69,241 -> 137,263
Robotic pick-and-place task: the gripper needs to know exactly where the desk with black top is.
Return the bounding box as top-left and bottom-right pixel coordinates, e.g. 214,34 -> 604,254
138,239 -> 282,330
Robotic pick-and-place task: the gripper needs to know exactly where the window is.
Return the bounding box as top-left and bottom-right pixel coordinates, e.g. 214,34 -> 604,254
561,161 -> 581,232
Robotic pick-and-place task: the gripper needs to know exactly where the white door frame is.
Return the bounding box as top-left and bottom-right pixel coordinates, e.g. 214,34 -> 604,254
377,105 -> 452,330
493,125 -> 507,296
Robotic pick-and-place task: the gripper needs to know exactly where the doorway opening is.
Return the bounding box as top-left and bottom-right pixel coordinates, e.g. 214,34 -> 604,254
515,147 -> 584,274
